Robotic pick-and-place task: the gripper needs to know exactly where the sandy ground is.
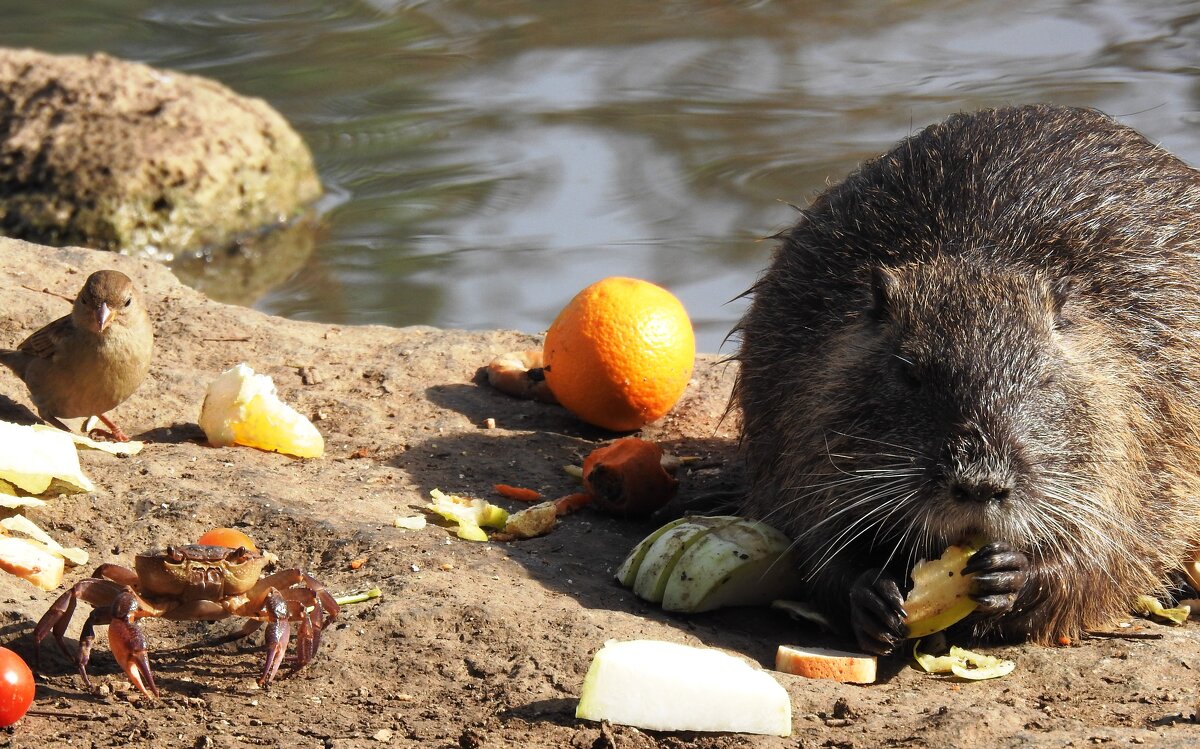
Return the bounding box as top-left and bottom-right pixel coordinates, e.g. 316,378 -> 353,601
0,239 -> 1198,748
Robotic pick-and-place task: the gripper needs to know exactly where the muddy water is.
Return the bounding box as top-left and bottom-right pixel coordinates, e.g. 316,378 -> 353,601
2,1 -> 1199,352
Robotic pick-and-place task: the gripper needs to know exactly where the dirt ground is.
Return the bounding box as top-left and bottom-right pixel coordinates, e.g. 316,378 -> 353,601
0,239 -> 1199,748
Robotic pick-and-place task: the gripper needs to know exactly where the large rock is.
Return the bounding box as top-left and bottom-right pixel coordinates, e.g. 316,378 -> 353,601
0,48 -> 321,260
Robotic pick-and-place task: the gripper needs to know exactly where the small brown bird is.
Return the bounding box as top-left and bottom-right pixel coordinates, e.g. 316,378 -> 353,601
0,270 -> 153,442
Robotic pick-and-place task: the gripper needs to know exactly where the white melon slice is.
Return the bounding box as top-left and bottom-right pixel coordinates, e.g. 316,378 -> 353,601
576,639 -> 792,736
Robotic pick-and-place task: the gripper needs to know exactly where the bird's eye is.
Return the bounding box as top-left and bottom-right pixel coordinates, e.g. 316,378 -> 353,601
124,297 -> 132,308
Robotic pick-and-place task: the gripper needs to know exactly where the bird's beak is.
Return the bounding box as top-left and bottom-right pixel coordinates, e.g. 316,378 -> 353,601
96,302 -> 112,332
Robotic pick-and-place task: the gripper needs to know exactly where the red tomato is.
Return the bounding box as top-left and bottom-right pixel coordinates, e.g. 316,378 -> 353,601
196,528 -> 257,551
0,647 -> 33,727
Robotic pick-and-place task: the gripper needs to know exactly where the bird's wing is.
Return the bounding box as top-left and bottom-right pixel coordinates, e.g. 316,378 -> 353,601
16,314 -> 73,359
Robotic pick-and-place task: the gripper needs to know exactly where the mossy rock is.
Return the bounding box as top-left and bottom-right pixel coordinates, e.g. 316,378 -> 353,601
0,48 -> 321,260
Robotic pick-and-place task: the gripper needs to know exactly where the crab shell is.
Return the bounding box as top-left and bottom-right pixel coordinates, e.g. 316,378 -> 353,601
134,544 -> 271,600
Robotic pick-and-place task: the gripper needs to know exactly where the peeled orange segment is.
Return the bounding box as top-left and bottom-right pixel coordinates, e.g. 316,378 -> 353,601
903,545 -> 978,638
543,277 -> 695,432
199,364 -> 324,458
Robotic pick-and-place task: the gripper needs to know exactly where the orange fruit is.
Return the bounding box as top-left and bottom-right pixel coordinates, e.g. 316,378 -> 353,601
543,277 -> 695,431
197,527 -> 258,551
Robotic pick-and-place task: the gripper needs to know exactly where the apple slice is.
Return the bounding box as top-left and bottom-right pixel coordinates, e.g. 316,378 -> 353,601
576,639 -> 792,736
903,544 -> 977,638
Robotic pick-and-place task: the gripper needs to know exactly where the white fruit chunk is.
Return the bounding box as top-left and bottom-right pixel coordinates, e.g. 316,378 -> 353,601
199,363 -> 324,458
576,639 -> 792,736
0,536 -> 64,590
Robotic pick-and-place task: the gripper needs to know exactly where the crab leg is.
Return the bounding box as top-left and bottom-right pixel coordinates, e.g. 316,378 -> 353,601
260,589 -> 291,687
32,577 -> 123,673
106,591 -> 159,698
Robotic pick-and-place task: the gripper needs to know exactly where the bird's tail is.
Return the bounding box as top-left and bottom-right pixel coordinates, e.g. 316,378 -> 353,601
0,349 -> 28,379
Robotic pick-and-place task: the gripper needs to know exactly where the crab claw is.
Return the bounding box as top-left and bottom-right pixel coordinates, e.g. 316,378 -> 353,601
107,591 -> 159,698
260,589 -> 292,687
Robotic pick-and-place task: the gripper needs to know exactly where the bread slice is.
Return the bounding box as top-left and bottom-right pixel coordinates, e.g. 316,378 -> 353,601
775,644 -> 877,684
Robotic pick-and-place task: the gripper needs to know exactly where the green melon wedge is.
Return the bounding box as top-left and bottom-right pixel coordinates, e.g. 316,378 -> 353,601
615,516 -> 691,588
660,518 -> 801,613
630,520 -> 724,603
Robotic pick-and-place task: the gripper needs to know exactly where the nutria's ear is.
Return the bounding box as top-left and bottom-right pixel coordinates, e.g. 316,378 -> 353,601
1048,275 -> 1074,329
869,266 -> 901,321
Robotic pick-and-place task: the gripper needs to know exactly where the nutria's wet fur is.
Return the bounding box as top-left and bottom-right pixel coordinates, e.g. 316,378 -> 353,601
734,104 -> 1200,649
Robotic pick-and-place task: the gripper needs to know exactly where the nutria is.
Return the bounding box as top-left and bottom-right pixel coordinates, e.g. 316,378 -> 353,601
733,104 -> 1200,655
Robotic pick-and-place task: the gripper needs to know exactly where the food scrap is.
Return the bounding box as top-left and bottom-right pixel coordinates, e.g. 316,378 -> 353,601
196,527 -> 257,551
334,587 -> 383,607
1133,594 -> 1190,625
38,423 -> 144,456
903,544 -> 978,638
493,484 -> 541,502
774,644 -> 877,684
582,437 -> 678,517
349,556 -> 369,570
1,515 -> 88,566
394,515 -> 427,531
199,363 -> 325,458
0,537 -> 63,591
912,640 -> 1015,681
426,489 -> 509,542
0,419 -> 95,495
0,514 -> 89,590
498,501 -> 559,540
485,350 -> 557,404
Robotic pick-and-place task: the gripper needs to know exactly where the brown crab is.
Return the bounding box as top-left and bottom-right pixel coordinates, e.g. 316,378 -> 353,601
32,544 -> 339,698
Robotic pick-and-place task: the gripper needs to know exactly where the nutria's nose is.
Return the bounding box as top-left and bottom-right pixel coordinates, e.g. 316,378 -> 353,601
950,478 -> 1013,504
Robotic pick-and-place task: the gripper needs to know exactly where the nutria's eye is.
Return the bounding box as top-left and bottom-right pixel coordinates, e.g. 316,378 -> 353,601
894,355 -> 922,390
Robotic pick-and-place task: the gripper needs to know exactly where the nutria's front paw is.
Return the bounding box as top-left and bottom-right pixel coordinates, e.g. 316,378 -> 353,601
849,569 -> 907,655
963,541 -> 1030,614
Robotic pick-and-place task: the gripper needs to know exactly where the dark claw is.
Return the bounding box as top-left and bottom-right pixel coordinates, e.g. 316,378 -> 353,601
849,569 -> 908,655
963,541 -> 1030,615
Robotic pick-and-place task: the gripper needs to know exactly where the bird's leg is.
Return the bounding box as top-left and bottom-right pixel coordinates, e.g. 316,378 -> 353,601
89,414 -> 131,442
